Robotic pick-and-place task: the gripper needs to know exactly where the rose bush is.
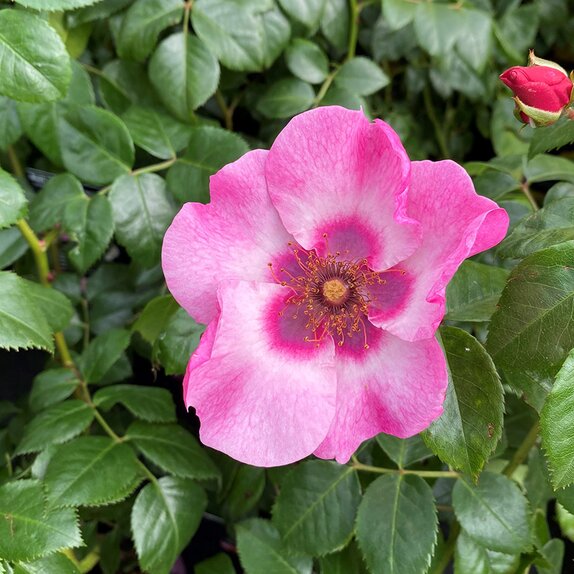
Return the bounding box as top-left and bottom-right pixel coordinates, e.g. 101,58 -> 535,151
1,1 -> 574,574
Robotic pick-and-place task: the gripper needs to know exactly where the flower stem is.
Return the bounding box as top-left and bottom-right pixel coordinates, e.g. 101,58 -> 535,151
351,461 -> 460,478
99,157 -> 177,194
16,219 -> 51,286
347,0 -> 359,59
314,69 -> 338,107
521,181 -> 539,211
502,421 -> 539,477
183,0 -> 192,35
215,90 -> 234,131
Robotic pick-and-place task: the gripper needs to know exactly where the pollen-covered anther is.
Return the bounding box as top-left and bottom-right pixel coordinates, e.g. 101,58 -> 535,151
270,243 -> 383,348
322,278 -> 349,306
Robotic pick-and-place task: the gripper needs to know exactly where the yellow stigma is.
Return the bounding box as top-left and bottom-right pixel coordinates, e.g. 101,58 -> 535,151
322,278 -> 349,306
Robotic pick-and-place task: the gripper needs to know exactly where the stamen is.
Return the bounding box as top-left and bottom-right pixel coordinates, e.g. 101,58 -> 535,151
270,243 -> 388,350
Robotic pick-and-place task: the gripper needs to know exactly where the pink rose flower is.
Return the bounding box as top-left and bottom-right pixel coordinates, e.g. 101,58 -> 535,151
500,62 -> 573,125
162,106 -> 509,467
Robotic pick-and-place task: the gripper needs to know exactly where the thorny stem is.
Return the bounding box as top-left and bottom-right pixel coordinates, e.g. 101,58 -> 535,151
347,0 -> 359,60
313,69 -> 338,107
99,157 -> 177,194
183,0 -> 192,36
16,220 -> 51,286
521,181 -> 539,211
215,90 -> 234,131
351,461 -> 460,479
423,85 -> 450,159
502,421 -> 540,477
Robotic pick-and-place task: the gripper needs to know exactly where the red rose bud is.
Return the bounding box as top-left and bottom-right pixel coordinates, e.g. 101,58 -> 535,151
500,61 -> 573,126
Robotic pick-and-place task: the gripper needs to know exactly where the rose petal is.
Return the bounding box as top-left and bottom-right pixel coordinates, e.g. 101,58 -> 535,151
162,149 -> 293,324
185,281 -> 337,467
313,321 -> 447,463
265,106 -> 421,269
369,160 -> 509,341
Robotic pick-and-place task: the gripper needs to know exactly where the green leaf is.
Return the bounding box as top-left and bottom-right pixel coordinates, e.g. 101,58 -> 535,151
538,539 -> 565,574
277,0 -> 325,30
237,518 -> 313,574
0,11 -> 71,103
524,448 -> 553,511
149,33 -> 220,122
0,168 -> 27,229
445,261 -> 509,322
0,227 -> 28,269
99,59 -> 161,115
122,105 -> 190,160
382,0 -> 417,30
525,154 -> 574,185
0,96 -> 22,150
44,436 -> 142,507
413,3 -> 465,57
155,308 -> 205,375
131,476 -> 206,574
126,420 -> 220,480
356,474 -> 437,574
132,295 -> 179,344
495,5 -> 539,64
0,272 -> 53,352
117,0 -> 183,62
0,480 -> 82,562
455,9 -> 492,72
16,0 -> 102,9
109,173 -> 176,268
455,531 -> 520,574
166,126 -> 249,203
17,102 -> 63,165
423,327 -> 503,479
79,329 -> 131,383
16,400 -> 94,455
272,461 -> 360,555
257,78 -> 314,119
93,384 -> 176,423
196,554 -> 235,574
64,194 -> 114,273
58,104 -> 134,185
334,57 -> 389,96
29,369 -> 79,412
540,349 -> 574,488
320,0 -> 348,52
192,0 -> 290,72
29,173 -> 84,233
26,282 -> 74,332
498,197 -> 574,259
15,553 -> 81,574
285,39 -> 328,84
452,472 -> 532,554
486,242 -> 574,405
376,433 -> 432,468
318,542 -> 366,574
220,463 -> 265,522
529,119 -> 574,159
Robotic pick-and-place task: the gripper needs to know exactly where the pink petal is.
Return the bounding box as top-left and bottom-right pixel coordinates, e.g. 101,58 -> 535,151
369,160 -> 509,341
313,321 -> 447,463
265,106 -> 421,269
185,281 -> 337,467
162,150 -> 293,324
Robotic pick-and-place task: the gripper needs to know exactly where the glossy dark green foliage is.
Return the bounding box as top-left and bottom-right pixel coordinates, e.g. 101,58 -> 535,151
1,1 -> 574,573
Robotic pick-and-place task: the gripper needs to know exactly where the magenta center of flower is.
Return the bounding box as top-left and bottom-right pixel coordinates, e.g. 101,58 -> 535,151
268,241 -> 391,349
